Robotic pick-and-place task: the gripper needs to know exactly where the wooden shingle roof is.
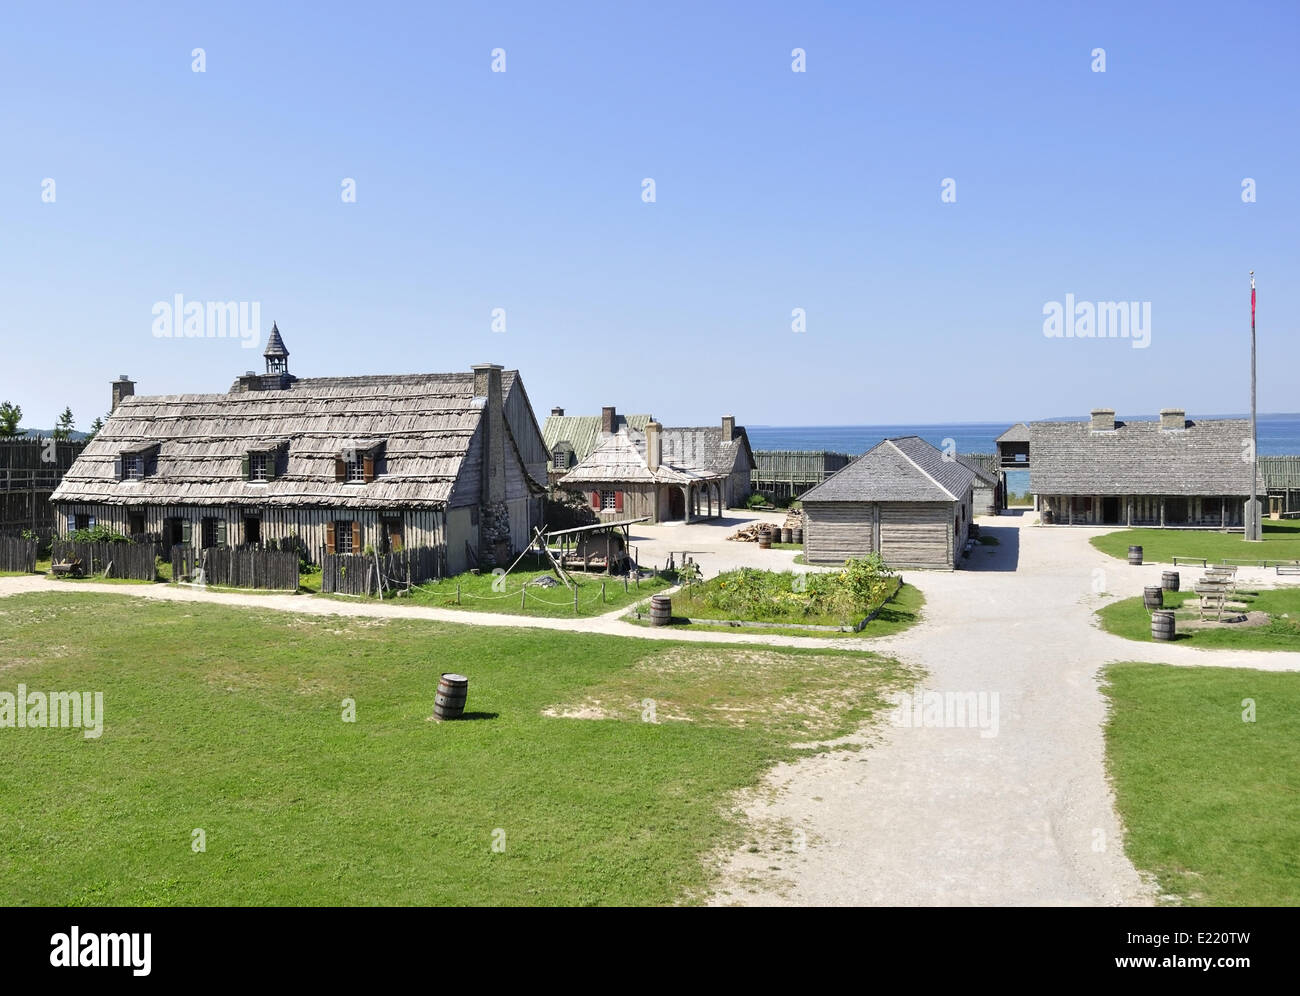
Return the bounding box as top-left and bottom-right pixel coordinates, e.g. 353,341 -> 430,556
542,413 -> 651,468
996,422 -> 1030,443
52,370 -> 535,509
559,424 -> 753,486
1029,417 -> 1264,496
801,436 -> 976,503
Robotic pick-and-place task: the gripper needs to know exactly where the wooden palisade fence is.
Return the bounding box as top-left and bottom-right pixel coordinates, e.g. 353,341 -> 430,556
172,545 -> 300,591
51,539 -> 161,581
0,534 -> 38,573
322,546 -> 444,596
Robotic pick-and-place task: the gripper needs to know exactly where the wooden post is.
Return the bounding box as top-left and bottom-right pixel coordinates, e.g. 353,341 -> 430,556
1160,498 -> 1166,528
573,586 -> 578,615
521,585 -> 526,609
601,581 -> 606,603
456,583 -> 461,605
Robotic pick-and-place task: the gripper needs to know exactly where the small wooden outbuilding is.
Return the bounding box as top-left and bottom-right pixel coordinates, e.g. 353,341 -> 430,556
801,436 -> 976,570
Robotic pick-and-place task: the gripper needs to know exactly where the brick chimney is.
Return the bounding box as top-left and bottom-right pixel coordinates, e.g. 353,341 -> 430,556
1089,407 -> 1115,432
111,375 -> 135,412
646,421 -> 662,472
722,414 -> 736,442
601,405 -> 617,435
472,363 -> 510,566
551,406 -> 564,417
1160,407 -> 1186,431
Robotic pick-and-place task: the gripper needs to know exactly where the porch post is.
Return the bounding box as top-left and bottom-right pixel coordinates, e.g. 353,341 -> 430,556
1159,498 -> 1166,528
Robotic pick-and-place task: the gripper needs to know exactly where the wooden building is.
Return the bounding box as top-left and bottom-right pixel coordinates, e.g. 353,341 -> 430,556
750,450 -> 853,501
0,436 -> 86,535
542,406 -> 651,483
956,453 -> 1003,516
1031,408 -> 1264,528
801,436 -> 976,570
557,410 -> 755,522
51,327 -> 548,573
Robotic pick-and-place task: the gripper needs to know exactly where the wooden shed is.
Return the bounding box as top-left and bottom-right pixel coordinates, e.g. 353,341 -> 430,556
801,436 -> 976,570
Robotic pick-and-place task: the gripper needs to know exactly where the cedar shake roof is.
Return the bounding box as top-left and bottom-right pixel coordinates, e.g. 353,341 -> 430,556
559,423 -> 754,486
1029,416 -> 1265,496
996,422 -> 1030,443
542,413 -> 652,469
801,436 -> 976,503
52,370 -> 541,509
955,453 -> 999,486
263,322 -> 289,358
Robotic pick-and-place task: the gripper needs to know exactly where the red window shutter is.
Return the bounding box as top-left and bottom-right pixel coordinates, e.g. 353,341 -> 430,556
615,491 -> 624,512
334,458 -> 346,482
591,491 -> 600,509
353,520 -> 362,551
325,521 -> 336,555
363,454 -> 375,482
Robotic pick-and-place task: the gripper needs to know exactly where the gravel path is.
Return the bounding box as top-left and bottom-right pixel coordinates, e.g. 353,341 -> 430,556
3,513 -> 1297,906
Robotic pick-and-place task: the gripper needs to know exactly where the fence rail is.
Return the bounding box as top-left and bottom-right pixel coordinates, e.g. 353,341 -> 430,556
0,535 -> 38,572
50,539 -> 161,580
321,546 -> 445,596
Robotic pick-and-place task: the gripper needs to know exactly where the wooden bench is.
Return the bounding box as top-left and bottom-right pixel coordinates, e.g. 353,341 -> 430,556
1204,566 -> 1238,593
1173,556 -> 1208,567
1194,581 -> 1229,620
1278,563 -> 1300,577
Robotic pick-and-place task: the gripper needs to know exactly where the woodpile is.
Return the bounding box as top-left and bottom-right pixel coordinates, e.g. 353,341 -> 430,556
727,511 -> 803,542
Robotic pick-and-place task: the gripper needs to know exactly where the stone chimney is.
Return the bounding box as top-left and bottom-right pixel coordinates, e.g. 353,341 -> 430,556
1089,408 -> 1115,432
111,375 -> 135,412
1160,407 -> 1186,431
472,363 -> 509,566
601,405 -> 617,435
551,406 -> 564,417
646,421 -> 662,472
722,414 -> 736,442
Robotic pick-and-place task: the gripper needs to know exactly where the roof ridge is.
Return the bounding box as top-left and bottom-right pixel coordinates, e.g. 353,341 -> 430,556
886,438 -> 958,500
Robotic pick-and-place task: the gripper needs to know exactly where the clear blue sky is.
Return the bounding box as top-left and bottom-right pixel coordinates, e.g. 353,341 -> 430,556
2,0 -> 1296,429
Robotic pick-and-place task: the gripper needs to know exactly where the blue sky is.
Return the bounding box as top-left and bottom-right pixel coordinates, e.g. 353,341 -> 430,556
1,0 -> 1296,429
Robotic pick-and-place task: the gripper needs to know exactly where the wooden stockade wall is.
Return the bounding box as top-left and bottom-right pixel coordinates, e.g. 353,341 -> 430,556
0,535 -> 38,572
50,539 -> 160,580
751,450 -> 853,500
198,547 -> 300,590
321,545 -> 445,596
960,453 -> 998,475
0,437 -> 86,534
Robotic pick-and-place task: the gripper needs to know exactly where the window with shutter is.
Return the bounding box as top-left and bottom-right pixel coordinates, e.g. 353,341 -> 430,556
615,491 -> 624,512
353,520 -> 362,552
114,457 -> 123,479
334,458 -> 346,483
363,454 -> 375,482
591,491 -> 600,509
599,490 -> 617,511
181,520 -> 192,545
325,521 -> 336,555
215,520 -> 227,548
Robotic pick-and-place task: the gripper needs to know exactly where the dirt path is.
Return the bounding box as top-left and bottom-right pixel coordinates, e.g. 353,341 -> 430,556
3,517 -> 1297,906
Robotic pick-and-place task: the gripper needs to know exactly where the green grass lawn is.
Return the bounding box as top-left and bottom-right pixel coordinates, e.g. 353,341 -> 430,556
1091,518 -> 1300,565
1097,587 -> 1300,652
386,556 -> 676,618
1103,661 -> 1300,905
0,591 -> 912,905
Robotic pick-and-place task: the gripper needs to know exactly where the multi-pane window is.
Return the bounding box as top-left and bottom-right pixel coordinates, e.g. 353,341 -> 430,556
334,520 -> 354,554
249,452 -> 268,482
124,455 -> 144,480
600,490 -> 618,511
345,458 -> 365,483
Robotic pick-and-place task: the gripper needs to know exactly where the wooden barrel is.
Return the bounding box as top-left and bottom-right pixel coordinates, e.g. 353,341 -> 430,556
434,673 -> 469,720
1128,545 -> 1143,566
1042,508 -> 1054,525
649,594 -> 672,626
1143,585 -> 1164,610
781,527 -> 793,544
1161,570 -> 1180,592
757,529 -> 771,549
792,526 -> 803,543
1151,610 -> 1175,641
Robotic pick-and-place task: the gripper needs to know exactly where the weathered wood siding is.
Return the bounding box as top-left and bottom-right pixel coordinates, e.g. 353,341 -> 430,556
504,380 -> 549,487
803,501 -> 877,564
879,502 -> 953,569
56,502 -> 446,564
804,500 -> 956,569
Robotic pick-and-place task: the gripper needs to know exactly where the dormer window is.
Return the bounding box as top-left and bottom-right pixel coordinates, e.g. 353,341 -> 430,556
242,446 -> 280,483
334,440 -> 383,484
116,445 -> 157,481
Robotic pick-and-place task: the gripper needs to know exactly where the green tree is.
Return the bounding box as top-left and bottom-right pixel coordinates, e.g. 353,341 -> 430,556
86,415 -> 106,442
53,406 -> 75,441
0,401 -> 21,437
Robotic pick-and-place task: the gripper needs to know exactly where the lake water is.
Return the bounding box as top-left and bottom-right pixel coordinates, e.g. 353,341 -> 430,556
747,414 -> 1300,495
